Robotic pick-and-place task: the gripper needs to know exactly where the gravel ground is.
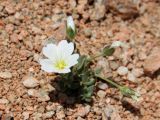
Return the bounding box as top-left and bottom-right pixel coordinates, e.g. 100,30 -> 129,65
0,0 -> 160,120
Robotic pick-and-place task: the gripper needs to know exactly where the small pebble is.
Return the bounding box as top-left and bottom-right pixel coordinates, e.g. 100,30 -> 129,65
109,61 -> 119,70
97,90 -> 106,99
23,76 -> 39,88
22,112 -> 30,120
97,82 -> 108,90
0,71 -> 12,79
127,72 -> 136,82
43,111 -> 55,119
56,110 -> 65,119
117,66 -> 128,75
0,98 -> 9,104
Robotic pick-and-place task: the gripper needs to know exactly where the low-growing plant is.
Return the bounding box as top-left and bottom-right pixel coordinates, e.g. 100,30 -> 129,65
39,16 -> 139,102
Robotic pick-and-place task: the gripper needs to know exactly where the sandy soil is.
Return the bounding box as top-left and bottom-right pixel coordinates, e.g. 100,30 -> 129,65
0,0 -> 160,120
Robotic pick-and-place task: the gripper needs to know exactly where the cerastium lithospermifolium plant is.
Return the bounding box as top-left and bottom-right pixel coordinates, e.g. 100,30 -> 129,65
39,16 -> 140,102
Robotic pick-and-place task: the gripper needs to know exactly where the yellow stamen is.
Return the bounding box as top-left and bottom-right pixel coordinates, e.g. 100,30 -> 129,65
55,60 -> 67,70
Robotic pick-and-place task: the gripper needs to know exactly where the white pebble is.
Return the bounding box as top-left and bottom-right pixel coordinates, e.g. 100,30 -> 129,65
23,76 -> 39,88
127,73 -> 136,82
117,66 -> 128,75
0,71 -> 12,79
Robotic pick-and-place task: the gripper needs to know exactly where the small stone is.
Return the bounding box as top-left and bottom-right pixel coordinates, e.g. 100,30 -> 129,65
0,6 -> 3,12
23,76 -> 39,88
69,0 -> 77,8
97,82 -> 108,90
56,110 -> 65,119
97,90 -> 106,99
22,112 -> 30,120
43,111 -> 55,119
132,68 -> 144,77
33,112 -> 42,119
37,89 -> 50,102
144,47 -> 160,74
27,89 -> 37,96
117,66 -> 128,75
109,61 -> 119,70
0,98 -> 9,104
77,105 -> 90,117
77,116 -> 85,120
138,52 -> 147,60
90,5 -> 106,20
127,73 -> 136,82
0,71 -> 12,79
83,29 -> 92,37
5,5 -> 15,14
31,26 -> 42,34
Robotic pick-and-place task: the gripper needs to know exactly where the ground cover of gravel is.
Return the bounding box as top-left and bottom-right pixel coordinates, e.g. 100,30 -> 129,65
0,0 -> 160,120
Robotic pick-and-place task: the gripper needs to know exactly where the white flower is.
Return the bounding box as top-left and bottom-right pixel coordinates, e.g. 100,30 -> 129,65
39,40 -> 79,73
110,41 -> 126,48
67,16 -> 75,32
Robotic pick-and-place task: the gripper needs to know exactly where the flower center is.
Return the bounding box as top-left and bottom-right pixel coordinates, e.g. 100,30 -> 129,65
55,59 -> 67,70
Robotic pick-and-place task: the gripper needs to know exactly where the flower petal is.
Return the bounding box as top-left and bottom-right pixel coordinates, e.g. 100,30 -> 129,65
58,40 -> 74,56
57,68 -> 71,73
39,59 -> 55,73
67,54 -> 79,68
42,44 -> 57,60
67,16 -> 75,31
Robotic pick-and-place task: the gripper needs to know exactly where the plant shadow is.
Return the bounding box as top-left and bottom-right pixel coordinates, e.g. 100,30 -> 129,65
48,77 -> 93,108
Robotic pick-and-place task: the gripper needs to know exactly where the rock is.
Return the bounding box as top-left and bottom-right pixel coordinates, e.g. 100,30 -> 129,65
5,4 -> 15,14
0,71 -> 12,79
138,52 -> 147,60
31,26 -> 42,34
127,72 -> 136,82
0,5 -> 3,12
23,76 -> 39,88
106,0 -> 139,20
109,61 -> 119,70
90,4 -> 106,20
77,105 -> 90,117
144,47 -> 160,74
0,98 -> 9,104
132,68 -> 144,77
103,105 -> 121,120
97,82 -> 108,90
28,89 -> 50,102
33,112 -> 42,120
43,111 -> 55,119
97,90 -> 106,99
37,89 -> 50,102
117,66 -> 128,75
77,116 -> 85,120
22,112 -> 30,120
56,110 -> 65,119
83,29 -> 92,37
69,0 -> 77,8
27,89 -> 37,96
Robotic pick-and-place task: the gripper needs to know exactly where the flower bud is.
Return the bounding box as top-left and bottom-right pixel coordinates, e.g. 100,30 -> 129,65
66,16 -> 76,40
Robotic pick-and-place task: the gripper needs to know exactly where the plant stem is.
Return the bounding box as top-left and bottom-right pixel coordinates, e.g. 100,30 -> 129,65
95,74 -> 121,89
90,54 -> 102,60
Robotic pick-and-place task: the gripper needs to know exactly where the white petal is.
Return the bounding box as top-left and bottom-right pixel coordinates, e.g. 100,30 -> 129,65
42,44 -> 57,60
57,68 -> 71,73
58,40 -> 74,57
67,16 -> 75,31
39,59 -> 55,73
67,54 -> 79,68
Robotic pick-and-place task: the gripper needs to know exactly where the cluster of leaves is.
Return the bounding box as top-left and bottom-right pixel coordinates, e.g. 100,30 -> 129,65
58,46 -> 115,102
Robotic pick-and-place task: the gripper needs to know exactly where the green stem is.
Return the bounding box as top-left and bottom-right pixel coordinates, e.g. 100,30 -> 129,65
95,74 -> 121,89
90,53 -> 102,61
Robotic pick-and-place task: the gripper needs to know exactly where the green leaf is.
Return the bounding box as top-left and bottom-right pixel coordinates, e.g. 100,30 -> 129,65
94,67 -> 103,75
102,46 -> 115,57
74,55 -> 89,70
